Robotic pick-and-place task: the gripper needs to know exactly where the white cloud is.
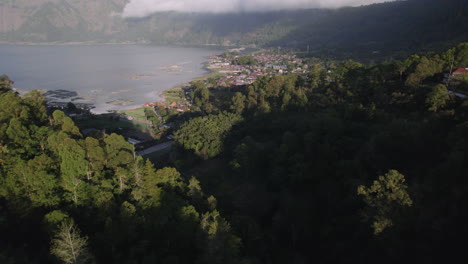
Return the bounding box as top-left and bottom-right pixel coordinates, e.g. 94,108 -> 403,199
122,0 -> 394,18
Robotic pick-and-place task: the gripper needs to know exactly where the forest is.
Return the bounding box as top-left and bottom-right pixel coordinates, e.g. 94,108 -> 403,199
1,43 -> 468,263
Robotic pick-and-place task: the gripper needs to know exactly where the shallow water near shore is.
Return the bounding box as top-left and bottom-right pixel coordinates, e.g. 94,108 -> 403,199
0,44 -> 216,113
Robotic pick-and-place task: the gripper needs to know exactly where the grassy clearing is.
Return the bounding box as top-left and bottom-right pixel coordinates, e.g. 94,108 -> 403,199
160,69 -> 224,104
167,69 -> 223,91
162,88 -> 189,104
163,89 -> 183,98
191,70 -> 223,83
118,107 -> 148,120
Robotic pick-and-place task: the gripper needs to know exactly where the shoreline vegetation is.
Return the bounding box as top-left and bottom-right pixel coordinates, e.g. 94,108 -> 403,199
71,56 -> 224,158
158,64 -> 220,102
5,47 -> 226,157
157,47 -> 258,104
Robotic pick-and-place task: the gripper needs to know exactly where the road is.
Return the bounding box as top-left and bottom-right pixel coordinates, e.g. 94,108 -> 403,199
137,141 -> 173,156
448,90 -> 467,98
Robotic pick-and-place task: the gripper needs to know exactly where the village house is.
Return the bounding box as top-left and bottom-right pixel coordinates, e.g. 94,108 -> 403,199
453,68 -> 468,75
444,68 -> 468,84
445,68 -> 468,78
177,106 -> 190,112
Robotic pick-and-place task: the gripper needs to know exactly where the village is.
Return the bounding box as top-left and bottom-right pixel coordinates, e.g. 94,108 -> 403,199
207,52 -> 312,87
121,51 -> 317,127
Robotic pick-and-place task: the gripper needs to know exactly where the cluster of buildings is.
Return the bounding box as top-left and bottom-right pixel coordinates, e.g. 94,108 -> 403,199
207,53 -> 312,88
138,52 -> 319,113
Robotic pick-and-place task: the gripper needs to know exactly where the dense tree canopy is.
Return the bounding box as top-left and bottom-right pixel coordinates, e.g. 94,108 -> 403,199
169,43 -> 468,263
175,112 -> 242,159
2,42 -> 468,264
233,56 -> 258,66
0,87 -> 240,264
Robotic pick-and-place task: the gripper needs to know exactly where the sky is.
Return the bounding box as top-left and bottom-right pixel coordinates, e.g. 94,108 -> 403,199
122,0 -> 395,17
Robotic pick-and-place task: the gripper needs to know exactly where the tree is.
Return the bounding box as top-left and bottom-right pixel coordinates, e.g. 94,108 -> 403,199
144,107 -> 160,130
67,102 -> 78,113
156,105 -> 168,120
58,137 -> 88,204
188,176 -> 204,207
154,167 -> 184,189
308,64 -> 326,89
0,74 -> 10,82
426,84 -> 450,112
405,56 -> 442,87
6,118 -> 35,155
84,137 -> 105,181
192,81 -> 210,107
103,133 -> 133,169
454,43 -> 468,67
24,90 -> 48,124
132,155 -> 145,188
7,155 -> 59,207
453,73 -> 468,92
230,92 -> 246,114
52,111 -> 81,137
137,160 -> 162,205
175,112 -> 242,159
0,74 -> 12,91
357,170 -> 413,235
394,58 -> 413,80
246,85 -> 258,109
234,56 -> 257,66
44,210 -> 71,232
51,221 -> 93,264
198,210 -> 241,264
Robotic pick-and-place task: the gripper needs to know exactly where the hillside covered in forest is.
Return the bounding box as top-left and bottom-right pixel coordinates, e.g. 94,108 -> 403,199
1,42 -> 468,263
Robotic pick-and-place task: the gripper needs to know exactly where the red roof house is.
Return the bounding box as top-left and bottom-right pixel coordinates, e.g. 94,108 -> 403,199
452,68 -> 468,75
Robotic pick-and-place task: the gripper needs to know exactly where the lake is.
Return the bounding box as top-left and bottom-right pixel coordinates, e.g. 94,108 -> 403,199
0,45 -> 217,113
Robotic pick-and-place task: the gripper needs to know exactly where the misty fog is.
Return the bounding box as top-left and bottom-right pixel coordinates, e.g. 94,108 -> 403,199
123,0 -> 395,17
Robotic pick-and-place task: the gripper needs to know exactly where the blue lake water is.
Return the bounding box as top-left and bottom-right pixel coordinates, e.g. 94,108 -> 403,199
0,45 -> 216,113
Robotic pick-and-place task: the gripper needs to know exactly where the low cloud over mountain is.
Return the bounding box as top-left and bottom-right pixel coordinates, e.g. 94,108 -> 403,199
122,0 -> 394,17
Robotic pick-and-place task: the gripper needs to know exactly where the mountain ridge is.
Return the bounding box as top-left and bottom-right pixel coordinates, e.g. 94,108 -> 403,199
0,0 -> 467,59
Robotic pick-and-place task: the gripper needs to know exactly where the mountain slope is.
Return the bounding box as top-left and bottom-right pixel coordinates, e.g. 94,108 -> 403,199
271,0 -> 468,58
0,0 -> 127,42
0,0 -> 467,60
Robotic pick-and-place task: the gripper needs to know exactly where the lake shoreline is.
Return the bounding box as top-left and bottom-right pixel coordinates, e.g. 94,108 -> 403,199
0,45 -> 218,114
157,60 -> 219,103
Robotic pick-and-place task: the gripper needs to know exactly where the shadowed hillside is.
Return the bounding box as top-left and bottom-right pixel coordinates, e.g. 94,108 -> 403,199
272,0 -> 468,60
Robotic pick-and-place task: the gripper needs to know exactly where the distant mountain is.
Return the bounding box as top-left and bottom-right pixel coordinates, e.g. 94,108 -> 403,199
0,0 -> 127,42
0,0 -> 328,46
0,0 -> 467,59
122,10 -> 328,46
